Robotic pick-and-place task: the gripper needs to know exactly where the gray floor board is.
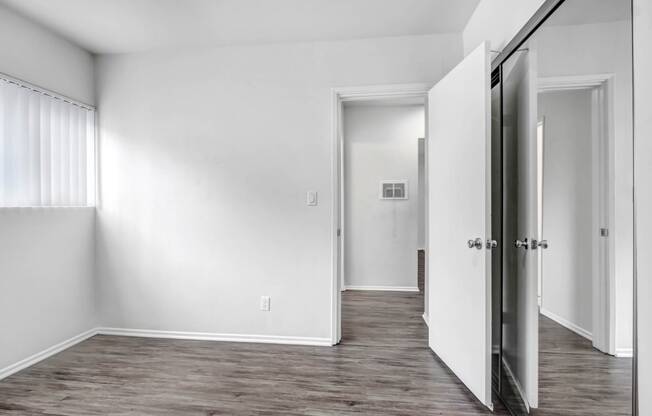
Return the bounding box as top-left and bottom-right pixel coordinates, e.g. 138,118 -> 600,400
0,279 -> 632,415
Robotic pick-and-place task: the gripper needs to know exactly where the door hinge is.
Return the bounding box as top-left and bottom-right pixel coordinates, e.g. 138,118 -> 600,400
600,228 -> 609,237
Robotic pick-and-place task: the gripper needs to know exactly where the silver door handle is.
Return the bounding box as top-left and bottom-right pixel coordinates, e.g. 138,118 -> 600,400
514,238 -> 529,249
486,239 -> 498,249
532,239 -> 549,250
467,238 -> 483,250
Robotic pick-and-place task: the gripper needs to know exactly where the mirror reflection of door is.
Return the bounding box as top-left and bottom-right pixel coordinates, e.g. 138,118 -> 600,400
492,0 -> 634,415
500,46 -> 540,414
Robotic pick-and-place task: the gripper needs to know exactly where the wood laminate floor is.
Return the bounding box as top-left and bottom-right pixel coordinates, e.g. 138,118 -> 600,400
0,287 -> 632,415
0,290 -> 497,416
533,315 -> 632,416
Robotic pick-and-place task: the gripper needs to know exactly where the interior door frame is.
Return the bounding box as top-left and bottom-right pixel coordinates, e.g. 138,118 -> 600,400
329,83 -> 430,345
538,74 -> 616,355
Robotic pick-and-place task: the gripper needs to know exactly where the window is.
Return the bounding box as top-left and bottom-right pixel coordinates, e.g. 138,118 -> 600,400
380,180 -> 408,200
0,76 -> 95,207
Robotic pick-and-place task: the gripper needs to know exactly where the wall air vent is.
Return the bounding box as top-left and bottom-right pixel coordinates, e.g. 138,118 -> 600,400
379,180 -> 408,200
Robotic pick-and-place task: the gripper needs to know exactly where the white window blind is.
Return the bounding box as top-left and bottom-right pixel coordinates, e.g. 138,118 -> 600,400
0,76 -> 95,207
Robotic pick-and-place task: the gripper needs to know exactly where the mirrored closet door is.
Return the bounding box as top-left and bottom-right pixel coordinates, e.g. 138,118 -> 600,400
491,1 -> 635,415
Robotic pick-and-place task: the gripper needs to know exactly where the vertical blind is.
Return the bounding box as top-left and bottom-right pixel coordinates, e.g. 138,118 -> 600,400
0,76 -> 95,207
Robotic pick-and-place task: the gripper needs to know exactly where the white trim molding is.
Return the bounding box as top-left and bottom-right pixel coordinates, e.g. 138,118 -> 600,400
0,327 -> 334,381
538,73 -> 614,92
0,328 -> 97,381
541,308 -> 592,341
333,83 -> 431,102
615,348 -> 634,358
96,328 -> 332,347
343,285 -> 420,292
422,313 -> 430,326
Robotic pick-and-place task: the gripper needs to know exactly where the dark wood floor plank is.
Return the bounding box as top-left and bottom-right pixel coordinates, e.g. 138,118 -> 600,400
0,285 -> 632,415
534,315 -> 632,416
0,289 -> 497,416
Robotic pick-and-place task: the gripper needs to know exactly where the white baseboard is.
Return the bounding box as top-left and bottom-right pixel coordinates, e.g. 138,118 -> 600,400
0,327 -> 332,381
343,285 -> 419,292
540,308 -> 592,341
422,313 -> 429,326
0,328 -> 97,381
96,327 -> 332,347
615,348 -> 634,358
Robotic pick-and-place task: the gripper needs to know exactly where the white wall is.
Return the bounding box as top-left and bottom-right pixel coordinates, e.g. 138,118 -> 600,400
343,104 -> 424,290
0,4 -> 97,377
0,208 -> 96,373
539,89 -> 593,334
463,0 -> 545,55
0,5 -> 94,104
534,19 -> 634,354
633,1 -> 651,413
95,34 -> 462,341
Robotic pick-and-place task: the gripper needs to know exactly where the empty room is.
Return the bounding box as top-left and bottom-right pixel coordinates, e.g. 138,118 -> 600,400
0,0 -> 650,415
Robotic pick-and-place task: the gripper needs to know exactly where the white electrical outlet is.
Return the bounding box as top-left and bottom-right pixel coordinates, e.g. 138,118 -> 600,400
260,296 -> 271,311
307,191 -> 318,206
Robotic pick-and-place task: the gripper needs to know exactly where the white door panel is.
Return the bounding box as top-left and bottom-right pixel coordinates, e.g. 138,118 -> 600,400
427,42 -> 492,408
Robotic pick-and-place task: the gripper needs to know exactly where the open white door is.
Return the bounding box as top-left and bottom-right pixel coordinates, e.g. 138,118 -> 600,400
427,42 -> 492,408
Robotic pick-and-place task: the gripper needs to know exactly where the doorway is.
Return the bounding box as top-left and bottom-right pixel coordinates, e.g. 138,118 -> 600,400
340,96 -> 426,346
537,83 -> 612,352
330,84 -> 429,345
535,85 -> 633,415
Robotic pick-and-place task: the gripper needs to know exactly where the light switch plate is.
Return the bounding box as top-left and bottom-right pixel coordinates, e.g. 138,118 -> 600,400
307,191 -> 318,206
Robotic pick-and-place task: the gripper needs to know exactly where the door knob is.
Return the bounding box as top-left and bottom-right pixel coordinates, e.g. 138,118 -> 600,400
467,238 -> 483,250
532,239 -> 548,250
514,238 -> 529,249
486,239 -> 498,249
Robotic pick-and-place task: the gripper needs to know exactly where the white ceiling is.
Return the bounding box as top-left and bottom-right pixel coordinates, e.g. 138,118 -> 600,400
0,0 -> 481,54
